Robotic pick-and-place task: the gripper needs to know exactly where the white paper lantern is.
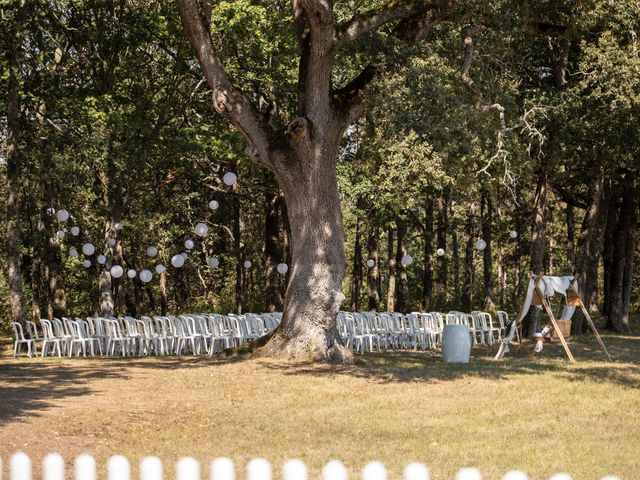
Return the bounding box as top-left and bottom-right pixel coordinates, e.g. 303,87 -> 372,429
194,223 -> 209,237
223,172 -> 237,186
97,254 -> 107,265
127,269 -> 137,279
509,230 -> 518,239
82,260 -> 91,268
68,249 -> 78,257
155,264 -> 166,274
475,239 -> 487,251
107,238 -> 116,247
70,226 -> 80,236
401,254 -> 413,266
110,265 -> 124,278
56,209 -> 69,222
140,269 -> 153,283
184,239 -> 194,250
209,200 -> 219,210
181,252 -> 188,259
277,263 -> 288,274
146,246 -> 158,257
243,260 -> 252,269
171,254 -> 186,268
56,230 -> 65,239
82,243 -> 95,256
436,248 -> 445,257
366,259 -> 375,268
207,257 -> 219,268
114,222 -> 122,231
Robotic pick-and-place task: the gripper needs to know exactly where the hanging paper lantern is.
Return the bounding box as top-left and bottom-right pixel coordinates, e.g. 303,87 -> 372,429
82,260 -> 91,268
146,246 -> 158,257
171,254 -> 185,268
207,257 -> 219,268
366,259 -> 375,268
509,230 -> 518,239
194,223 -> 208,237
223,172 -> 237,186
97,255 -> 107,265
110,265 -> 124,278
244,260 -> 252,269
68,249 -> 78,257
70,226 -> 80,236
209,200 -> 219,210
127,269 -> 137,279
107,238 -> 116,247
401,254 -> 413,266
140,269 -> 153,283
475,239 -> 487,251
277,263 -> 288,274
181,252 -> 188,259
56,209 -> 69,222
184,239 -> 194,250
436,248 -> 445,257
82,243 -> 95,256
56,230 -> 65,239
155,264 -> 166,274
114,222 -> 122,231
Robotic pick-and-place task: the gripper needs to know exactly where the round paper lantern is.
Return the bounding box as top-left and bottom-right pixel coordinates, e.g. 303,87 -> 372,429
114,222 -> 122,231
82,243 -> 95,256
181,252 -> 188,259
97,254 -> 106,265
70,226 -> 80,236
107,238 -> 116,247
509,230 -> 518,239
68,249 -> 78,257
209,200 -> 219,210
110,265 -> 124,278
155,264 -> 166,274
56,209 -> 69,222
401,254 -> 413,266
82,260 -> 91,268
475,239 -> 487,251
366,259 -> 375,268
207,257 -> 219,268
171,254 -> 185,268
140,269 -> 153,283
436,248 -> 445,257
184,239 -> 194,250
223,172 -> 237,186
277,263 -> 288,274
146,246 -> 158,257
56,230 -> 65,239
194,223 -> 208,237
127,269 -> 137,279
244,260 -> 252,269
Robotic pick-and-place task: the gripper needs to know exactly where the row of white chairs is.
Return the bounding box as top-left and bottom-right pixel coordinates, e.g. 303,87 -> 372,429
336,310 -> 511,354
11,313 -> 282,358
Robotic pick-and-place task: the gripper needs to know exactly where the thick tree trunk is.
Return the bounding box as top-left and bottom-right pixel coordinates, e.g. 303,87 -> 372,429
99,271 -> 115,317
566,203 -> 575,271
46,232 -> 67,319
4,5 -> 28,326
232,186 -> 245,314
386,228 -> 396,312
481,190 -> 495,311
159,271 -> 168,316
264,189 -> 284,312
463,202 -> 477,311
350,215 -> 363,311
602,197 -> 619,320
395,219 -> 410,313
366,222 -> 380,311
451,205 -> 460,306
421,197 -> 434,311
435,194 -> 448,302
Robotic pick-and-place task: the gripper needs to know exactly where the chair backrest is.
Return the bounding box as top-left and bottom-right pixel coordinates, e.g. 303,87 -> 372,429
39,319 -> 56,340
26,321 -> 40,340
12,322 -> 26,341
497,311 -> 509,328
52,319 -> 68,337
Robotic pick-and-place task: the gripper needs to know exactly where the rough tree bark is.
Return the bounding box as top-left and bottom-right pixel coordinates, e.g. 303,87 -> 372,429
462,201 -> 477,311
481,189 -> 495,311
395,219 -> 410,313
350,215 -> 363,311
435,193 -> 448,303
366,222 -> 380,311
176,0 -> 454,361
566,203 -> 575,271
264,189 -> 284,312
421,197 -> 434,311
387,228 -> 396,312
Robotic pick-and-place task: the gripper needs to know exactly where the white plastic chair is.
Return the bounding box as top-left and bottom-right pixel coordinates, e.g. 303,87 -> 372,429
39,319 -> 66,357
12,322 -> 36,358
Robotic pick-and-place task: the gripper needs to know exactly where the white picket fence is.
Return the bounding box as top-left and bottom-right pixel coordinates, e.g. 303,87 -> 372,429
1,453 -> 623,480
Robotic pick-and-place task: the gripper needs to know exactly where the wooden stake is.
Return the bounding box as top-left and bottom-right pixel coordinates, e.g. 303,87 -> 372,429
575,293 -> 613,362
534,279 -> 576,363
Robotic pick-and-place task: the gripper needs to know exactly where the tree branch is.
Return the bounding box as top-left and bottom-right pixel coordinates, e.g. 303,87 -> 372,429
175,0 -> 273,169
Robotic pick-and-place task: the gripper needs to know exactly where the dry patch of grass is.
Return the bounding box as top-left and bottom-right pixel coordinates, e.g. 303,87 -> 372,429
0,330 -> 638,480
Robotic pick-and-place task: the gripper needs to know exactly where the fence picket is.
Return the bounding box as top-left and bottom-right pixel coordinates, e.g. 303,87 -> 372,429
501,471 -> 528,480
403,463 -> 429,480
140,456 -> 163,480
211,458 -> 235,480
322,460 -> 347,480
177,457 -> 200,480
362,462 -> 386,480
74,454 -> 96,480
107,455 -> 130,480
10,453 -> 31,480
454,467 -> 481,480
549,474 -> 572,480
247,459 -> 272,480
283,460 -> 307,480
42,454 -> 64,480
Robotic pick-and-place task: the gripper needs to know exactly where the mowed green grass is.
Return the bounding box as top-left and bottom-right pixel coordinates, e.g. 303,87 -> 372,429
0,325 -> 638,480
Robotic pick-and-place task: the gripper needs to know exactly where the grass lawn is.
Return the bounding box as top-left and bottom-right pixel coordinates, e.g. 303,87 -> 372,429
0,323 -> 639,480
